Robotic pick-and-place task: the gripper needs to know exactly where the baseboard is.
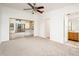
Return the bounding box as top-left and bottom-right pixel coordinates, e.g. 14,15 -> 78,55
34,36 -> 47,39
0,40 -> 9,43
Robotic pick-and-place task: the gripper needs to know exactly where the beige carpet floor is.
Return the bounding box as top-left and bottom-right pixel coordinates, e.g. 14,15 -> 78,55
0,37 -> 79,56
66,40 -> 79,48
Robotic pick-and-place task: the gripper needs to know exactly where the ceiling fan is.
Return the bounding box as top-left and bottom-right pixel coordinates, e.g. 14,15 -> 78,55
24,3 -> 44,14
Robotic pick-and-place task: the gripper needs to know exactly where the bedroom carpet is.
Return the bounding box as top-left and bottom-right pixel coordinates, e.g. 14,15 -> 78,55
0,37 -> 79,56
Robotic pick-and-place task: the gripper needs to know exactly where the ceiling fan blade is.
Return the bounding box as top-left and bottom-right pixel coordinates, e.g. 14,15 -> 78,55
24,8 -> 32,10
36,6 -> 44,9
27,3 -> 34,9
37,10 -> 44,13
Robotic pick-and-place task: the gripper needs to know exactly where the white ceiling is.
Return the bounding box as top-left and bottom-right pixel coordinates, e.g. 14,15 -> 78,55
0,3 -> 78,12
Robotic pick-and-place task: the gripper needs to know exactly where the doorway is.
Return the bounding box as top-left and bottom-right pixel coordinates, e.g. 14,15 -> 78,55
9,18 -> 34,40
66,12 -> 79,48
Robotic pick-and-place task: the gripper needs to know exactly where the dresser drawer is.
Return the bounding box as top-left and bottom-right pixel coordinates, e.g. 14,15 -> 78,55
68,32 -> 78,41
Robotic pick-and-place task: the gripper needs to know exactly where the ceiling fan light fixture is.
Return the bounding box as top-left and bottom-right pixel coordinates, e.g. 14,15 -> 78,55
32,10 -> 34,14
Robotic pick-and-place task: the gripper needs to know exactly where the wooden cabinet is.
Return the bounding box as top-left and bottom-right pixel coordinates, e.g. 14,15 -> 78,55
77,33 -> 79,41
68,32 -> 79,42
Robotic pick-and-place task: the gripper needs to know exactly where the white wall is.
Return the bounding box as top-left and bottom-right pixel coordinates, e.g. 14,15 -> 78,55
37,13 -> 50,38
45,19 -> 50,38
37,15 -> 47,38
0,5 -> 40,42
0,9 -> 1,43
48,11 -> 65,43
34,19 -> 40,36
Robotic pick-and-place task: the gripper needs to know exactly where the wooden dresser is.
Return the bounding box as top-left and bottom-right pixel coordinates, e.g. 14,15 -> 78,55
68,32 -> 79,42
